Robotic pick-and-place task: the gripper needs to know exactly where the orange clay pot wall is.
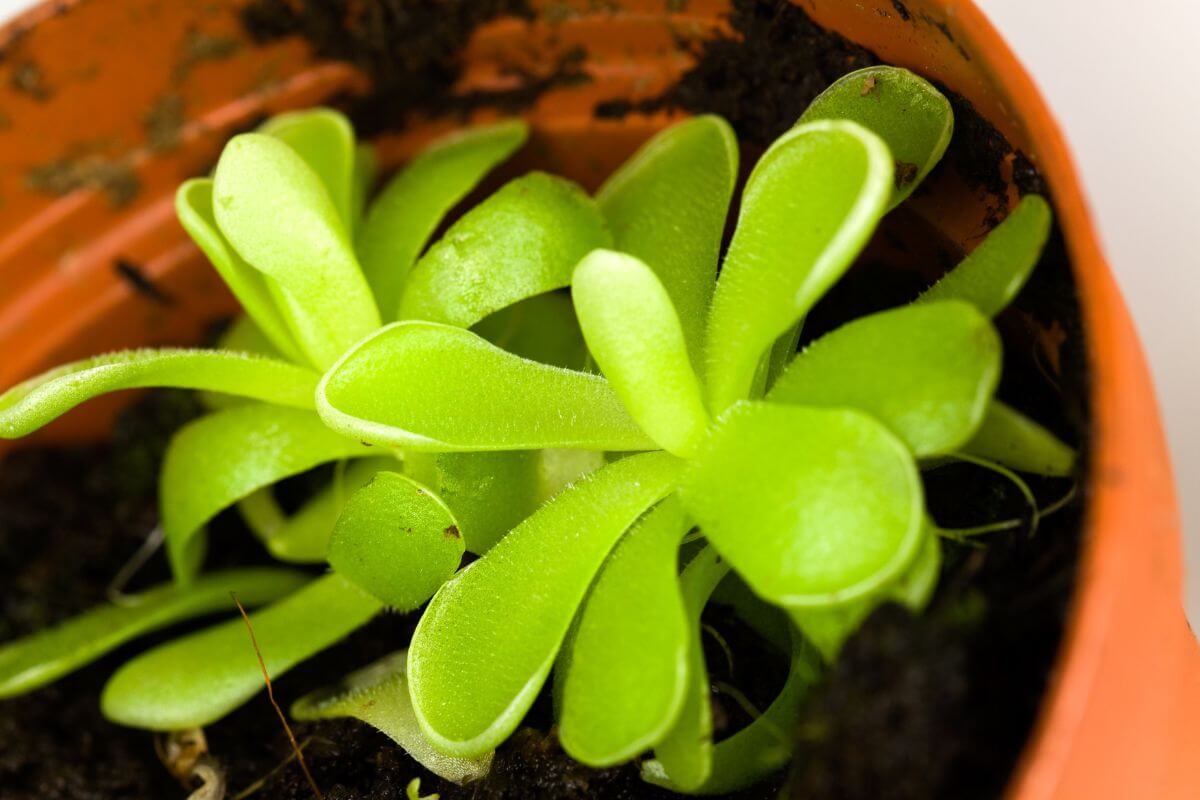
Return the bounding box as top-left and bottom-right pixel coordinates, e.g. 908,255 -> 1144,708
0,1 -> 1196,797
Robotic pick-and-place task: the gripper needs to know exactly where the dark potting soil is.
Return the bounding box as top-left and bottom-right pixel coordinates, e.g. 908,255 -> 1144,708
1,1 -> 1087,798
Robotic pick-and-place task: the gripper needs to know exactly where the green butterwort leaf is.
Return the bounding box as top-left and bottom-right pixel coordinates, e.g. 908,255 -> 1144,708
176,179 -> 303,363
645,546 -> 729,791
473,291 -> 588,370
596,115 -> 737,363
680,402 -> 924,608
327,472 -> 465,610
358,120 -> 528,319
557,497 -> 691,767
918,195 -> 1052,316
791,526 -> 942,660
768,301 -> 1001,456
161,404 -> 372,582
216,315 -> 280,357
0,349 -> 318,439
260,108 -> 357,231
800,65 -> 953,208
648,632 -> 821,795
213,133 -> 380,368
0,568 -> 307,699
573,250 -> 709,457
292,650 -> 492,784
102,573 -> 381,730
704,121 -> 893,412
317,322 -> 655,452
258,457 -> 398,563
409,451 -> 683,758
962,400 -> 1075,477
434,451 -> 540,554
397,172 -> 610,326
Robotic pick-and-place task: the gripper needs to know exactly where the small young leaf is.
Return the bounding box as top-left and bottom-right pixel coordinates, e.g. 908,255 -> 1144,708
327,472 -> 465,610
962,400 -> 1076,477
0,568 -> 307,699
260,108 -> 357,232
573,250 -> 710,457
397,172 -> 610,326
409,451 -> 683,758
679,402 -> 924,608
790,526 -> 942,660
292,650 -> 492,784
213,133 -> 380,368
317,322 -> 655,452
917,195 -> 1053,316
0,349 -> 319,439
357,120 -> 528,319
161,405 -> 372,582
768,301 -> 1001,456
800,65 -> 954,208
644,546 -> 729,791
596,115 -> 738,362
176,179 -> 303,362
646,631 -> 821,794
101,573 -> 381,730
258,457 -> 399,563
704,121 -> 893,412
434,451 -> 541,554
557,497 -> 691,767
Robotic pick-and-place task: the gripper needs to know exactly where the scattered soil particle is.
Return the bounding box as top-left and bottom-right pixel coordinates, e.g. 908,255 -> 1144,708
26,149 -> 140,208
113,258 -> 176,306
10,58 -> 49,100
239,0 -> 586,137
141,92 -> 186,152
172,27 -> 241,83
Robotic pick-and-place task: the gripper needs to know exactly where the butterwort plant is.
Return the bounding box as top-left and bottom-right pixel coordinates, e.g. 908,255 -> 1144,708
0,65 -> 1075,794
310,66 -> 1072,792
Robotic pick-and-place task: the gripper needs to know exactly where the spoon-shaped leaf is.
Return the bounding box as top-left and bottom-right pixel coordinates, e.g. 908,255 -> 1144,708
644,629 -> 821,795
917,194 -> 1052,316
434,451 -> 540,554
176,179 -> 303,362
0,349 -> 319,439
327,472 -> 465,610
317,322 -> 655,452
162,405 -> 372,582
556,497 -> 691,766
102,573 -> 381,730
358,120 -> 529,319
409,451 -> 683,758
397,172 -> 610,326
704,121 -> 893,412
254,457 -> 398,563
596,115 -> 737,362
962,400 -> 1076,477
213,133 -> 380,368
644,546 -> 730,791
790,526 -> 942,660
800,66 -> 953,209
0,568 -> 307,699
573,250 -> 709,457
292,650 -> 492,784
260,108 -> 357,232
768,301 -> 1001,456
680,402 -> 924,608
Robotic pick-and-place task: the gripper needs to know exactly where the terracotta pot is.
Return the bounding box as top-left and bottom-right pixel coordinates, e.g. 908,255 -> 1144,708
1,0 -> 1196,796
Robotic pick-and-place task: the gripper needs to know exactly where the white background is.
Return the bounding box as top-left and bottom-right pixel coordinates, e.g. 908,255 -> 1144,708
3,0 -> 1198,624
